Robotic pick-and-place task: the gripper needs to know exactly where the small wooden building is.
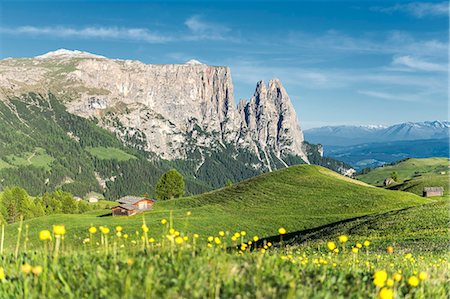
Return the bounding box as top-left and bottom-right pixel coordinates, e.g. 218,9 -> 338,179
112,196 -> 155,216
422,187 -> 444,197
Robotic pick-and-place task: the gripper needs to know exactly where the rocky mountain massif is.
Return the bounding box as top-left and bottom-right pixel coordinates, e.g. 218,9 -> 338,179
0,49 -> 349,198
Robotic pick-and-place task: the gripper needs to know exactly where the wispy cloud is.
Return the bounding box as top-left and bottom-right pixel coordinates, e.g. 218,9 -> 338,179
392,55 -> 447,72
372,2 -> 449,18
184,15 -> 235,41
357,90 -> 427,103
0,16 -> 237,43
0,26 -> 171,43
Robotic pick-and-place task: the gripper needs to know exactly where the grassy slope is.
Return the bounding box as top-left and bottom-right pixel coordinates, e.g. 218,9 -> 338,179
86,146 -> 137,161
292,200 -> 449,252
357,158 -> 449,196
357,157 -> 449,186
4,165 -> 428,250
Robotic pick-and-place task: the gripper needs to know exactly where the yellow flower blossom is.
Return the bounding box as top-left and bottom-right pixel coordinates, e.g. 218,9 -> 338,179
408,276 -> 419,287
418,272 -> 428,281
386,246 -> 394,254
352,247 -> 359,253
207,236 -> 214,242
278,227 -> 286,235
356,243 -> 362,249
115,226 -> 123,232
186,211 -> 192,216
39,230 -> 51,241
241,231 -> 246,236
161,219 -> 167,225
124,234 -> 129,239
386,279 -> 394,287
378,287 -> 393,299
141,225 -> 149,233
31,266 -> 43,276
392,273 -> 401,282
53,225 -> 66,236
373,270 -> 388,287
149,237 -> 155,243
193,234 -> 199,239
364,240 -> 370,247
0,268 -> 5,280
219,231 -> 225,237
327,241 -> 336,251
21,263 -> 32,274
214,237 -> 221,245
88,227 -> 97,234
253,236 -> 259,242
100,227 -> 110,234
338,235 -> 348,243
175,236 -> 183,244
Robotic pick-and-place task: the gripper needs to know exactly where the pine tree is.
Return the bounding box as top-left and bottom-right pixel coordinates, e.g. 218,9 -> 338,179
156,169 -> 185,200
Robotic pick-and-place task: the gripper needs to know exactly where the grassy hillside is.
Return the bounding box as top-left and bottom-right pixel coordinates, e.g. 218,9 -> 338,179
290,200 -> 449,252
356,158 -> 449,197
3,165 -> 428,250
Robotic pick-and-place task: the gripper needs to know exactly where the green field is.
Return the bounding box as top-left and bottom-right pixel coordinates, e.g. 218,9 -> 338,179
291,199 -> 449,252
0,164 -> 447,298
86,146 -> 137,161
3,165 -> 429,251
2,148 -> 54,171
357,157 -> 449,186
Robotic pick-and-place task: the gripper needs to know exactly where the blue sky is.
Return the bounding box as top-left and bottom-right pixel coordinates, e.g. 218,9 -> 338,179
0,0 -> 448,129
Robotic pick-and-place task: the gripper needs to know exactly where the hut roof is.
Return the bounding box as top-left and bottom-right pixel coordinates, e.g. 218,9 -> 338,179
423,187 -> 444,192
117,196 -> 155,205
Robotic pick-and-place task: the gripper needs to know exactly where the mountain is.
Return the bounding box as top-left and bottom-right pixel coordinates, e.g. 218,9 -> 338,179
326,138 -> 449,170
304,121 -> 450,146
0,49 -> 350,198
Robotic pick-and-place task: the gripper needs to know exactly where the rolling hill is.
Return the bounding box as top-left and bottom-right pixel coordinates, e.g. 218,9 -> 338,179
288,200 -> 449,252
3,164 -> 429,250
357,157 -> 449,196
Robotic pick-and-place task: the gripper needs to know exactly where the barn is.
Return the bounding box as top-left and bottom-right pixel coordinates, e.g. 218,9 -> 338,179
422,187 -> 444,197
112,196 -> 155,216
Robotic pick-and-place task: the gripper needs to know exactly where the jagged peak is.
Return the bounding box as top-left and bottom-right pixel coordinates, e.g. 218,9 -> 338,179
35,49 -> 106,59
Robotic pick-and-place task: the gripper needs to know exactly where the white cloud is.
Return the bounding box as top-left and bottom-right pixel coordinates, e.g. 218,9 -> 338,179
0,26 -> 171,43
184,15 -> 234,41
373,2 -> 449,18
392,55 -> 447,72
357,90 -> 428,103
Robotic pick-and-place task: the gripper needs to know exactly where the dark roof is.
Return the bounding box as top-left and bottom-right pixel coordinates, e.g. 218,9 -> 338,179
117,196 -> 155,205
423,187 -> 444,192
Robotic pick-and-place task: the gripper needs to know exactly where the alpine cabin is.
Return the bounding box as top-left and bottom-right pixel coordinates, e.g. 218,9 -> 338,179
112,196 -> 155,216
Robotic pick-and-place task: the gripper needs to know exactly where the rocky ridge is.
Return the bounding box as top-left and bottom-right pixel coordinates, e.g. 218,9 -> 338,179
0,49 -> 311,169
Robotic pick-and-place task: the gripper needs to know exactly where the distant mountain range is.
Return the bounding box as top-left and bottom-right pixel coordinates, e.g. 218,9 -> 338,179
304,121 -> 450,146
304,121 -> 449,170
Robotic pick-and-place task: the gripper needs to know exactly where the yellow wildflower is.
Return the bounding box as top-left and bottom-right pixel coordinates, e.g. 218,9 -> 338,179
352,247 -> 359,253
253,236 -> 259,242
115,226 -> 123,232
356,243 -> 362,249
408,276 -> 419,287
386,279 -> 394,287
169,228 -> 175,235
175,236 -> 183,244
21,263 -> 32,274
88,227 -> 97,234
124,234 -> 129,239
219,231 -> 225,237
141,225 -> 149,233
267,242 -> 272,247
161,219 -> 167,225
0,268 -> 5,280
193,234 -> 199,238
338,235 -> 348,243
149,237 -> 155,243
393,273 -> 402,282
386,246 -> 394,254
31,266 -> 43,276
53,225 -> 66,236
207,236 -> 214,242
418,272 -> 428,281
333,248 -> 339,253
241,231 -> 246,236
186,211 -> 192,216
278,227 -> 286,235
378,287 -> 393,299
100,227 -> 110,234
39,230 -> 51,241
116,232 -> 122,238
373,270 -> 388,287
214,237 -> 221,245
364,240 -> 370,247
231,236 -> 237,241
327,241 -> 336,251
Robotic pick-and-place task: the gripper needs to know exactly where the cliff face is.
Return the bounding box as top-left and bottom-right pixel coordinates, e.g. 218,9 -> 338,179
0,49 -> 309,166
